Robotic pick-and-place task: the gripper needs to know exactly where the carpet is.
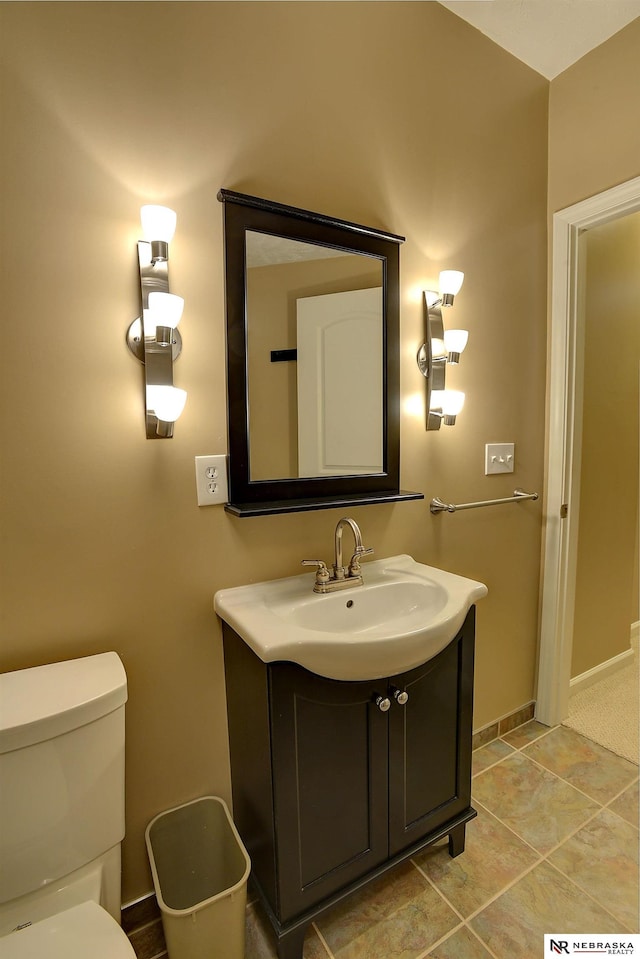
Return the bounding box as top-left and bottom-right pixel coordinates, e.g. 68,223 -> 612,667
564,652 -> 639,765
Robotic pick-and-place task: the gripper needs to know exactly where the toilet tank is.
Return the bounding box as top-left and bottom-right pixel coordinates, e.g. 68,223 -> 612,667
0,652 -> 128,906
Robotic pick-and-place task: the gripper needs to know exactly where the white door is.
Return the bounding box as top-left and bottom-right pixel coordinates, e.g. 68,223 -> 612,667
296,288 -> 383,477
537,176 -> 640,726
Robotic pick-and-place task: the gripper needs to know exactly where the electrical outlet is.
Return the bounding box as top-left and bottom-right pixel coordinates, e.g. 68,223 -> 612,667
485,443 -> 515,475
195,455 -> 228,506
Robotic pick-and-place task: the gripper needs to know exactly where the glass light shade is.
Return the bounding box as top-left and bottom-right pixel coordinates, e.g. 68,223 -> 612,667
444,329 -> 469,359
439,270 -> 464,297
441,390 -> 465,416
429,389 -> 446,410
147,385 -> 187,423
424,290 -> 440,309
147,292 -> 184,332
140,205 -> 177,243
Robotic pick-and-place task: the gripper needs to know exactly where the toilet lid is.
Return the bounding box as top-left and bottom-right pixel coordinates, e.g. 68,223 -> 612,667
0,901 -> 136,958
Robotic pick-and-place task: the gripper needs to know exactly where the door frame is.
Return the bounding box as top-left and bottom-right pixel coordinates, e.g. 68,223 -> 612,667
536,175 -> 640,727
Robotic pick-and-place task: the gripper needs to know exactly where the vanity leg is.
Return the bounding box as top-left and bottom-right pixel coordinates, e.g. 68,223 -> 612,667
277,922 -> 308,959
448,823 -> 466,858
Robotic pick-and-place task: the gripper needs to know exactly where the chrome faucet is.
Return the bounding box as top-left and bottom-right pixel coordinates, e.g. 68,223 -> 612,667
302,517 -> 374,593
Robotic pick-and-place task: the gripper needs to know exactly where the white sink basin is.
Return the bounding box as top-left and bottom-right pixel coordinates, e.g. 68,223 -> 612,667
214,554 -> 487,681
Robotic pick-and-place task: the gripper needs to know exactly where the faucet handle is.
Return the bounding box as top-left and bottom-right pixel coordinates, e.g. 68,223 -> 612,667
348,546 -> 374,576
301,559 -> 331,585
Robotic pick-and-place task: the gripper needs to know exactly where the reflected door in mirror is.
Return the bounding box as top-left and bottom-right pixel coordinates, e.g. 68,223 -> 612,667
297,288 -> 383,476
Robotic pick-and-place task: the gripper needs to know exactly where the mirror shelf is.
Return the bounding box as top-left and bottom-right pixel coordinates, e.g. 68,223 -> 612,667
225,489 -> 424,519
218,189 -> 423,516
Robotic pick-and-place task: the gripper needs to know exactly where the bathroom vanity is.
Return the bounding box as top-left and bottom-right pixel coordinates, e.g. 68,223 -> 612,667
221,606 -> 477,959
216,553 -> 487,957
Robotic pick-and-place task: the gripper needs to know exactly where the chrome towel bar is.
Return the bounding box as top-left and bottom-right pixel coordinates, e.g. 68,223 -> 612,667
430,488 -> 539,514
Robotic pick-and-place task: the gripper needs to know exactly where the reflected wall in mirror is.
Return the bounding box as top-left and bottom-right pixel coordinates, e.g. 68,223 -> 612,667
219,189 -> 423,516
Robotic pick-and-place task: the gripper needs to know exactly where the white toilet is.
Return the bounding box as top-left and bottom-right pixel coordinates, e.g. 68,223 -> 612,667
0,652 -> 136,957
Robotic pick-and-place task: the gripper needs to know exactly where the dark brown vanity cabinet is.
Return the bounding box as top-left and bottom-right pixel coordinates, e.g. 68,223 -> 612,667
222,607 -> 476,959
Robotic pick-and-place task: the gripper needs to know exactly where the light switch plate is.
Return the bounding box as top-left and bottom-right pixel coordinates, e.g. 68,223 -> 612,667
485,443 -> 515,475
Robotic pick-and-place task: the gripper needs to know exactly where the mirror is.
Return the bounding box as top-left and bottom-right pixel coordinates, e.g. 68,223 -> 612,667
246,233 -> 384,480
219,189 -> 423,516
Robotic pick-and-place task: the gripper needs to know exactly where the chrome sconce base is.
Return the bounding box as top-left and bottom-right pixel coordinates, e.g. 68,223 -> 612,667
126,238 -> 185,439
418,293 -> 447,430
126,316 -> 183,439
417,274 -> 467,430
155,417 -> 176,439
126,318 -> 182,365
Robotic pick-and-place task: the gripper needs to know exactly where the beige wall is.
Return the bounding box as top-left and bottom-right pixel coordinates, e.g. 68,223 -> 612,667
547,21 -> 640,676
548,17 -> 640,213
634,521 -> 639,627
571,214 -> 640,677
0,2 -> 549,902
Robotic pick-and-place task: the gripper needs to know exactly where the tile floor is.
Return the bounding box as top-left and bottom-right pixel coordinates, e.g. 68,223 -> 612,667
128,721 -> 639,959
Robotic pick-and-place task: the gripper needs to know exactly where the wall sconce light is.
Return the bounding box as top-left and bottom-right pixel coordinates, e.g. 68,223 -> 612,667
126,206 -> 187,438
417,271 -> 467,430
140,204 -> 177,264
429,389 -> 465,426
437,270 -> 465,307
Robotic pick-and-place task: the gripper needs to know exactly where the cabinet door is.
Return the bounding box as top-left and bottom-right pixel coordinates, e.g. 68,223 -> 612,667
388,609 -> 475,855
269,664 -> 389,922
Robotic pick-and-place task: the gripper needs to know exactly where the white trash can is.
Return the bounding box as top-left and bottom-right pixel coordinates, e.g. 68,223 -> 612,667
145,796 -> 251,959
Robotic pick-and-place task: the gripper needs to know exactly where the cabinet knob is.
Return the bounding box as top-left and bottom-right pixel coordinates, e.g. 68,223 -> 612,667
392,688 -> 409,705
375,695 -> 391,712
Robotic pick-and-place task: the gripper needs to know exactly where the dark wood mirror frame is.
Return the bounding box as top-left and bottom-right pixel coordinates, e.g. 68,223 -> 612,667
218,189 -> 423,516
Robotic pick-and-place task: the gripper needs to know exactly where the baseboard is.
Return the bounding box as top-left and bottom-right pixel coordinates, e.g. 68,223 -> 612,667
570,646 -> 636,696
121,891 -> 160,932
122,891 -> 156,912
472,701 -> 536,750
